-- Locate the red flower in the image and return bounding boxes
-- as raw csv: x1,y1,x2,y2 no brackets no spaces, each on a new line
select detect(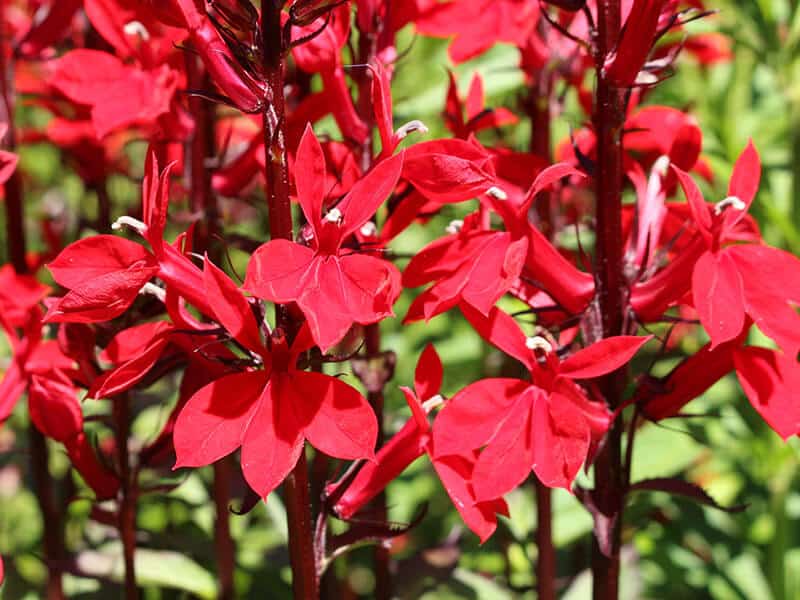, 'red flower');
174,258,378,498
331,344,508,542
244,125,403,352
434,305,649,497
